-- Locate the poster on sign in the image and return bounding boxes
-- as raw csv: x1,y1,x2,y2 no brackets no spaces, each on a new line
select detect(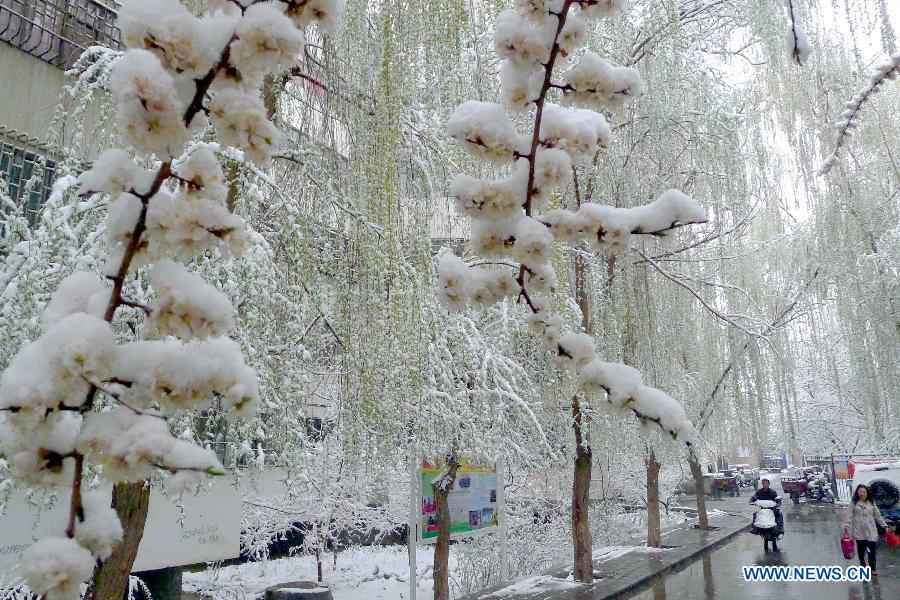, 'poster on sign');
418,460,501,542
